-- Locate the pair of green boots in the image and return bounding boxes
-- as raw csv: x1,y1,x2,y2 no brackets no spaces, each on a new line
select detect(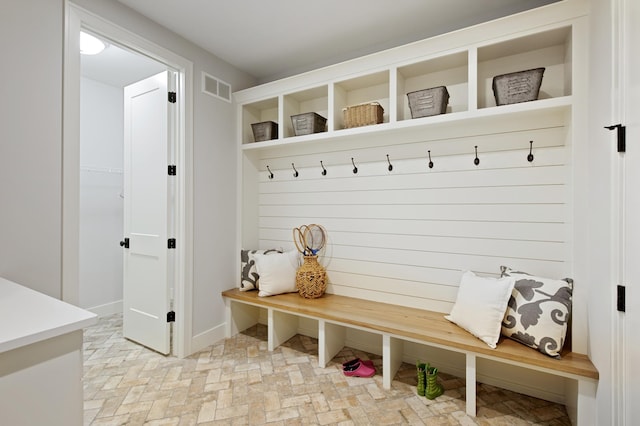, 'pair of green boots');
416,361,443,399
